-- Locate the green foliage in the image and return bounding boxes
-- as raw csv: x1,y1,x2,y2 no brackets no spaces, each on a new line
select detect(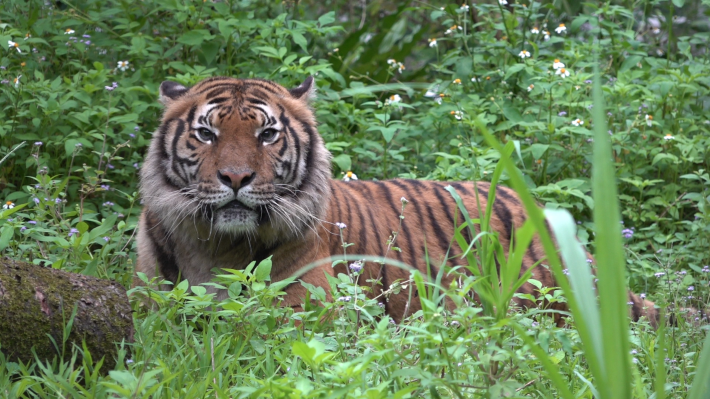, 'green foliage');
0,0,709,397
